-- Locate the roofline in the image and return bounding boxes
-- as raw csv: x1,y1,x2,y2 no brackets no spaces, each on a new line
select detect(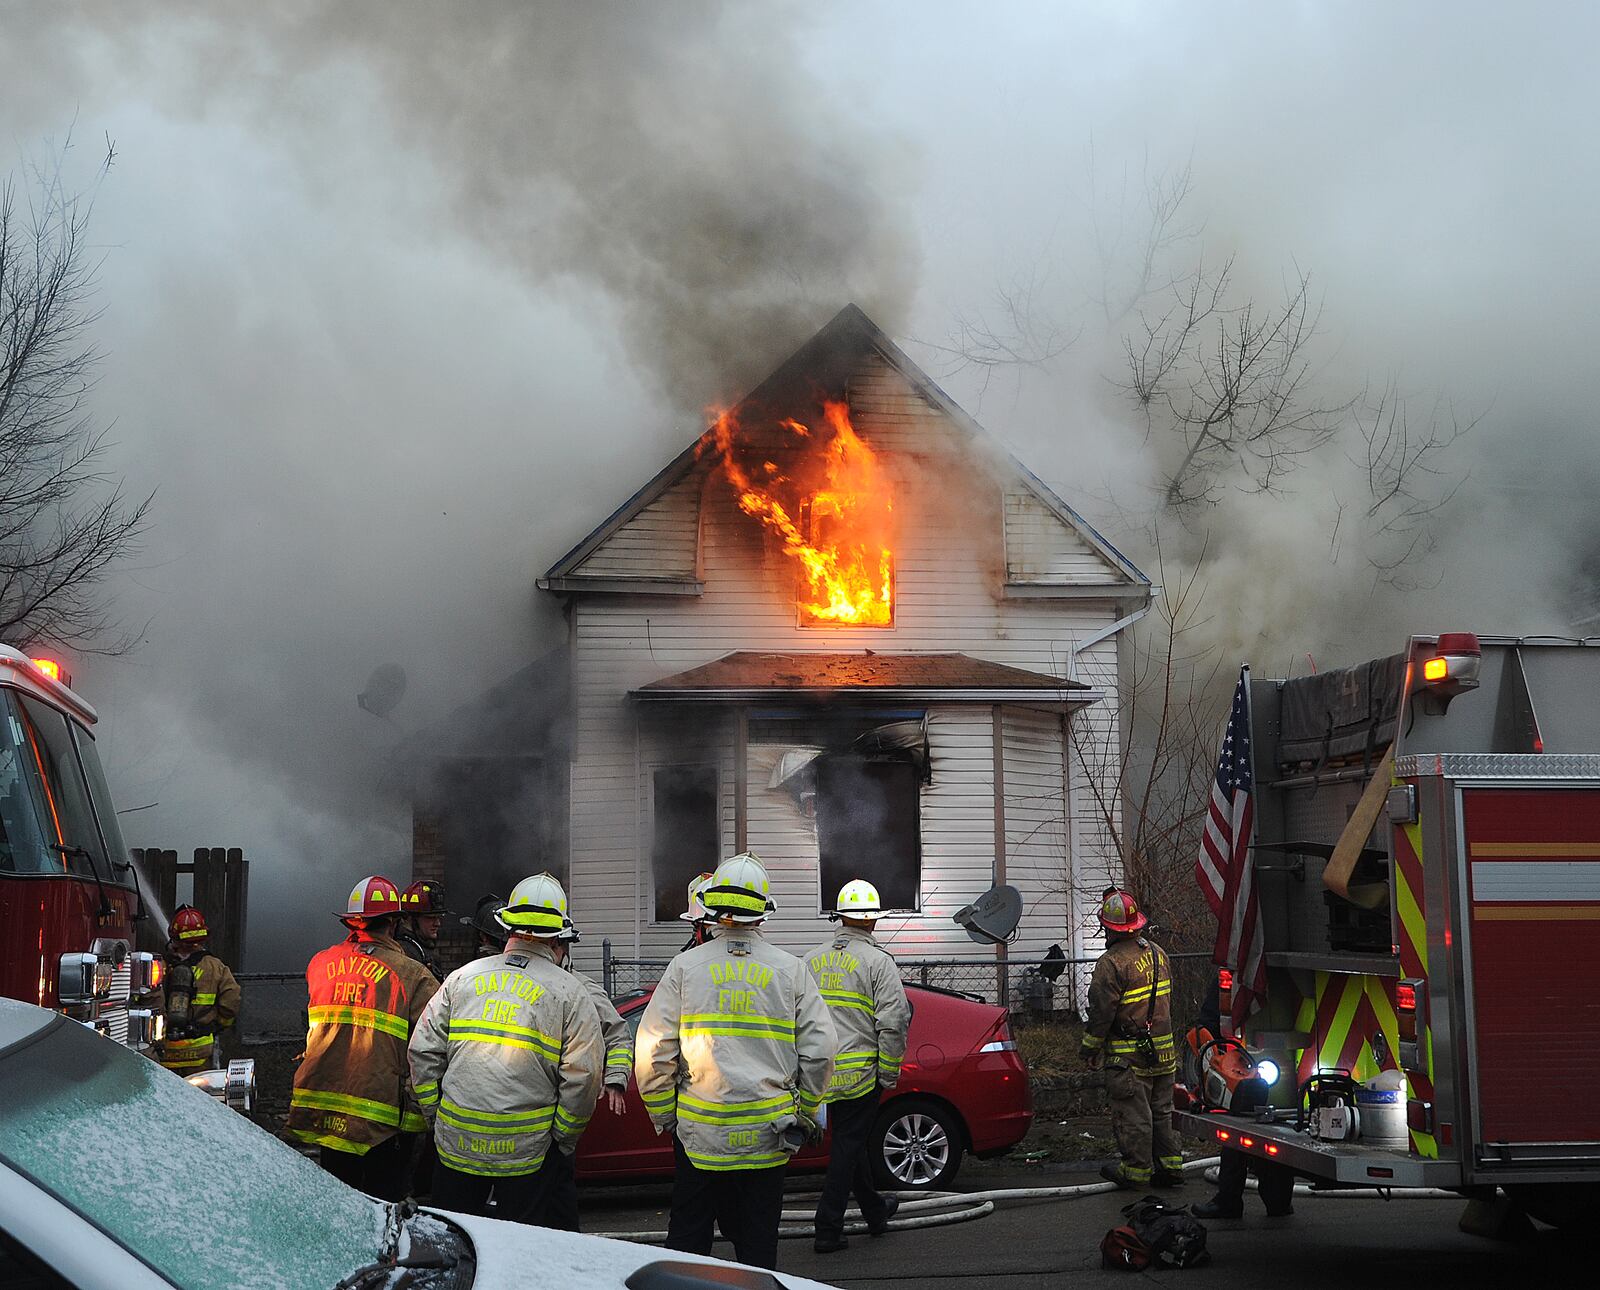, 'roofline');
541,303,1151,590
536,576,703,596
631,686,1103,706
